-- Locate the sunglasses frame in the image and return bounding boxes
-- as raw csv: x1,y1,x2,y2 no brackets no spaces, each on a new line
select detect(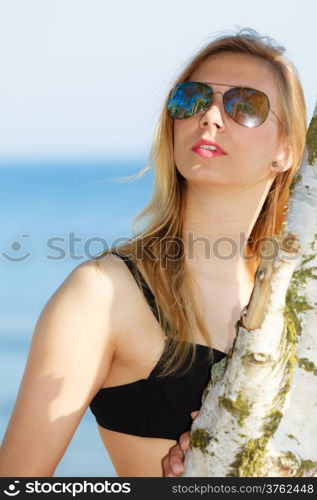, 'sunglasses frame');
167,81,282,128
